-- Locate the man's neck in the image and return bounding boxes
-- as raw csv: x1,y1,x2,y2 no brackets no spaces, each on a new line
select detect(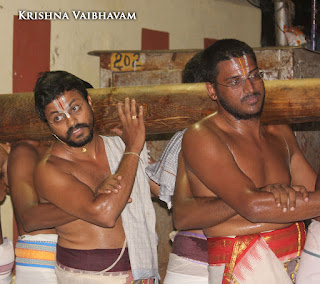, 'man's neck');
218,110,263,138
53,134,100,160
